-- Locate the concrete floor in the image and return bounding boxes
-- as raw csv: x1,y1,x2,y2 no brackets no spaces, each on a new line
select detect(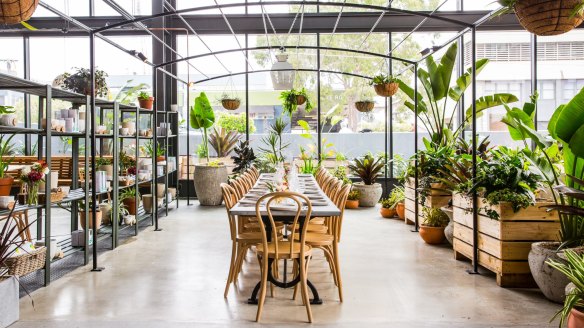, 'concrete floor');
16,201,560,327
